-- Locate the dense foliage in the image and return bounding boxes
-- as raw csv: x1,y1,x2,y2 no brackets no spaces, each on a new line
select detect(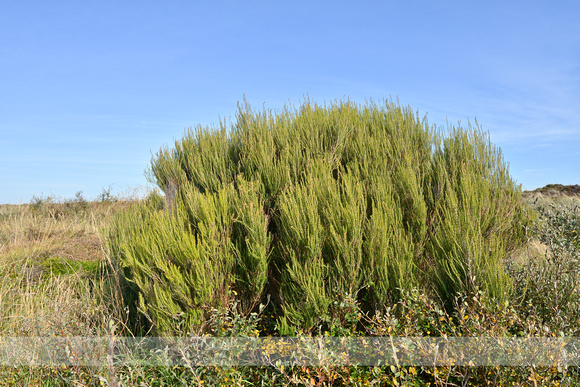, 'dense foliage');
108,99,529,336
